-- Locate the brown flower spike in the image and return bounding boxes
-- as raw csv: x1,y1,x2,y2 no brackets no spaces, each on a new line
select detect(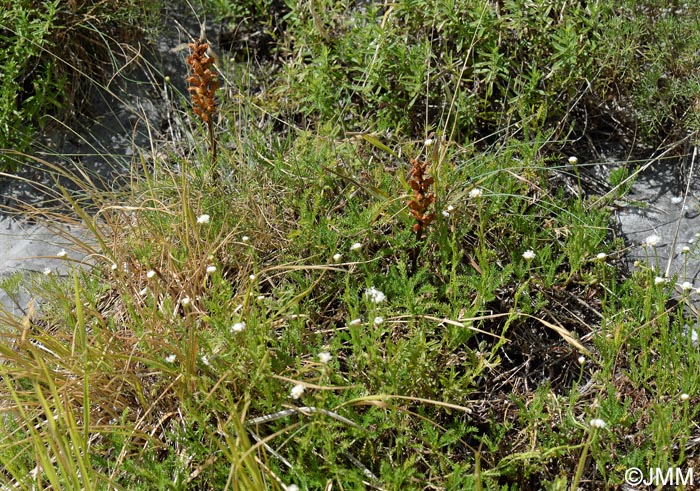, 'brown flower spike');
407,158,436,236
186,37,219,162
